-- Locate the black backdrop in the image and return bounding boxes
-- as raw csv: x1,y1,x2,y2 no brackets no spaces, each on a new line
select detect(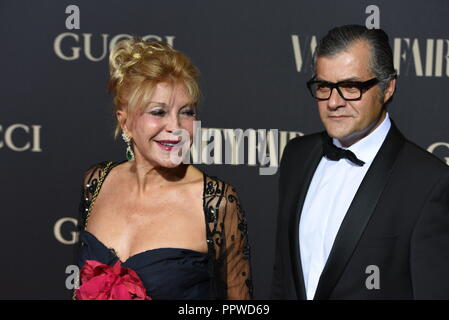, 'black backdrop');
1,0,448,299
